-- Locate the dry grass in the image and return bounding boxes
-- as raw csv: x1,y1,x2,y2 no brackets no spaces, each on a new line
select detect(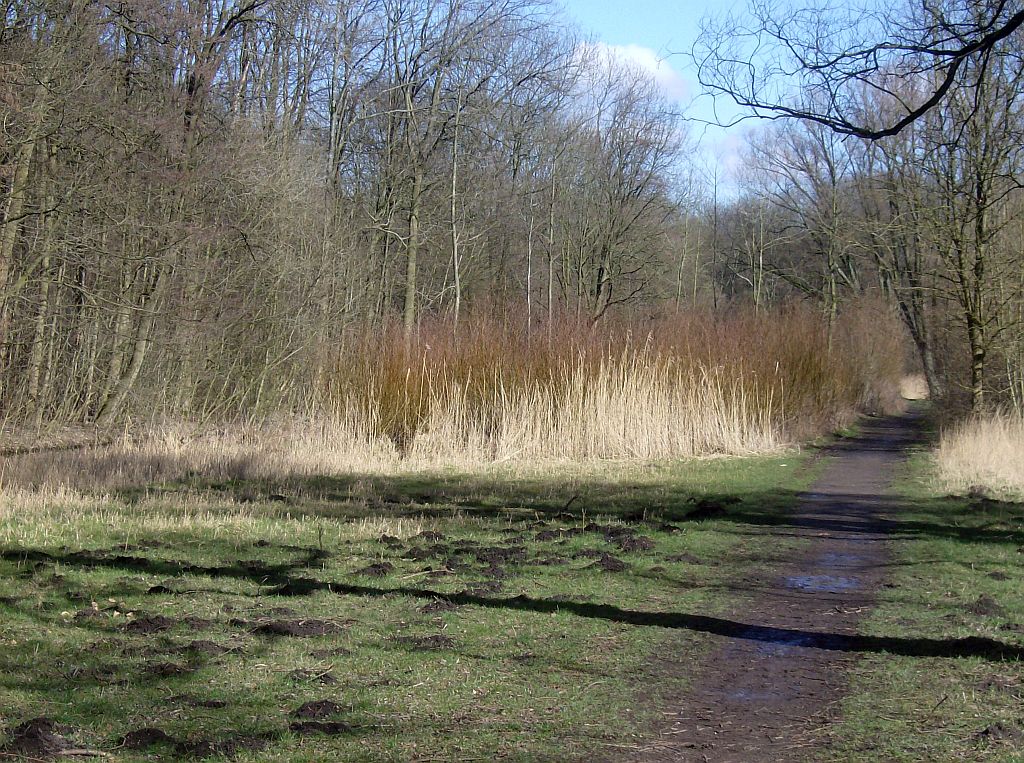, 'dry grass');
935,412,1024,497
0,304,905,497
0,417,398,495
323,304,904,456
